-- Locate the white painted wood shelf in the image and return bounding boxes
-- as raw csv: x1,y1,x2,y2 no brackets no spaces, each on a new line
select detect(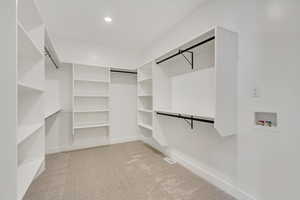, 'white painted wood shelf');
72,64,110,137
74,109,109,113
18,82,44,93
138,123,153,131
138,109,153,113
74,123,110,129
137,62,154,141
45,108,61,119
17,158,43,200
74,79,110,83
17,0,46,199
17,123,43,145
